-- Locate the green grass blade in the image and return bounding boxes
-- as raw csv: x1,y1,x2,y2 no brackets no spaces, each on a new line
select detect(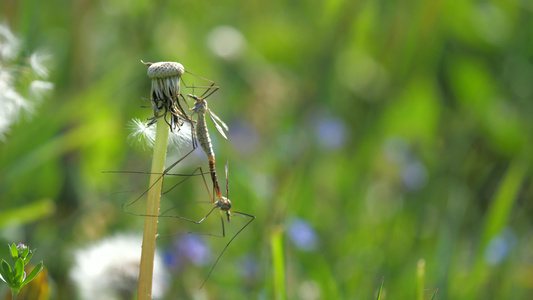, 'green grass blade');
14,258,24,284
469,159,527,297
417,259,425,300
1,259,15,285
21,262,43,288
376,276,384,300
430,288,438,300
271,226,286,300
21,246,29,260
0,199,56,230
9,244,18,259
